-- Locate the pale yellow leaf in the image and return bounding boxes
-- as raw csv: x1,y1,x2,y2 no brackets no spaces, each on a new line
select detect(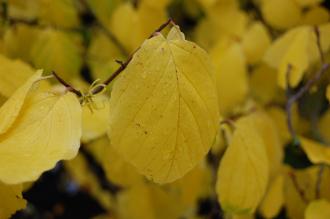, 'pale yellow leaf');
108,26,219,183
216,115,269,214
0,88,81,184
0,71,42,135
